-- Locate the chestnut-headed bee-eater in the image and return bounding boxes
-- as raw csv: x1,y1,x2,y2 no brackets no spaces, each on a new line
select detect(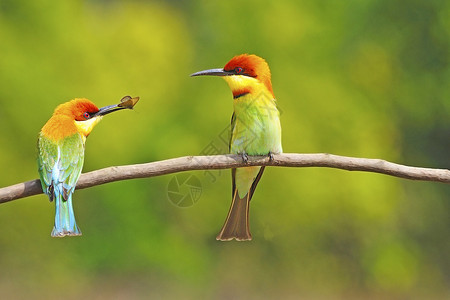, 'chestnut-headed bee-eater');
37,97,138,237
191,54,282,241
